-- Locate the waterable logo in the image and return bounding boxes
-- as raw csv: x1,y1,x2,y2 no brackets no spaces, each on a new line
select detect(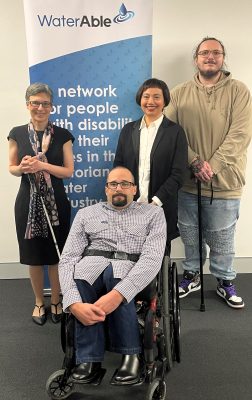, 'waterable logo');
37,3,135,29
113,3,135,23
